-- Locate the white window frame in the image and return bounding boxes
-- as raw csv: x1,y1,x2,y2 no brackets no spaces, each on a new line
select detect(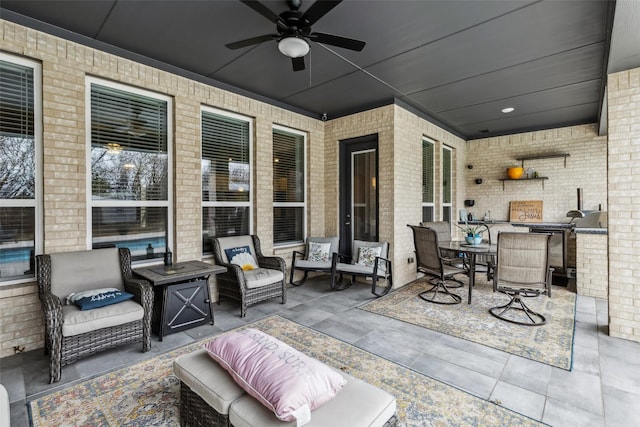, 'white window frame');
272,124,307,247
422,137,435,222
85,77,173,262
200,106,253,254
442,144,453,223
0,53,43,286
